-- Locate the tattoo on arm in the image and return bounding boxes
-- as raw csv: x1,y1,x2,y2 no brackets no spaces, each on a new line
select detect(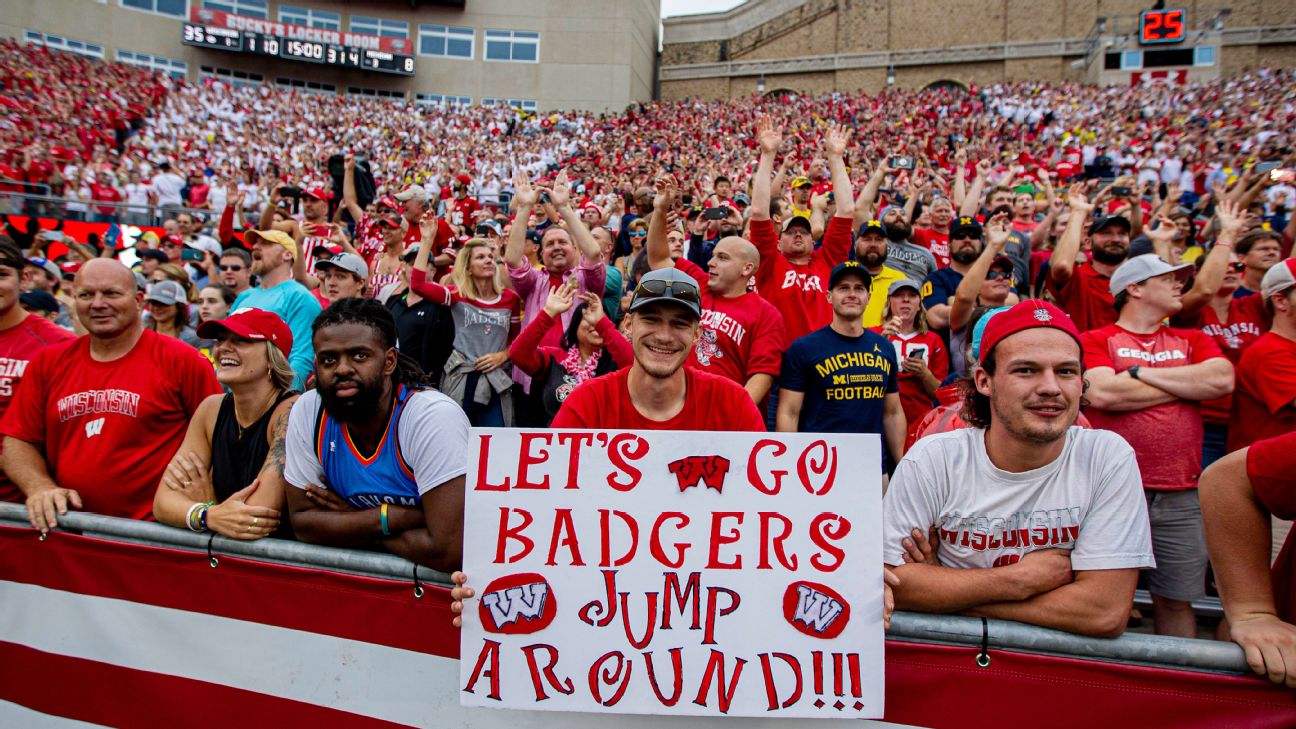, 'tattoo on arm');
266,412,289,477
